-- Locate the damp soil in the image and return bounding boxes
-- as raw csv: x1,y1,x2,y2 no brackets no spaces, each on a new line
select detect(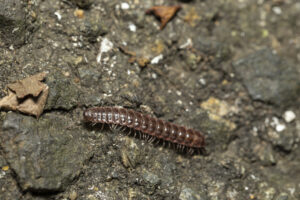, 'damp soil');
0,0,299,200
